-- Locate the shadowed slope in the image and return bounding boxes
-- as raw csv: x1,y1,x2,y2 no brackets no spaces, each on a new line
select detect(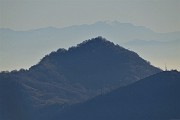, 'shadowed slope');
58,70,180,120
